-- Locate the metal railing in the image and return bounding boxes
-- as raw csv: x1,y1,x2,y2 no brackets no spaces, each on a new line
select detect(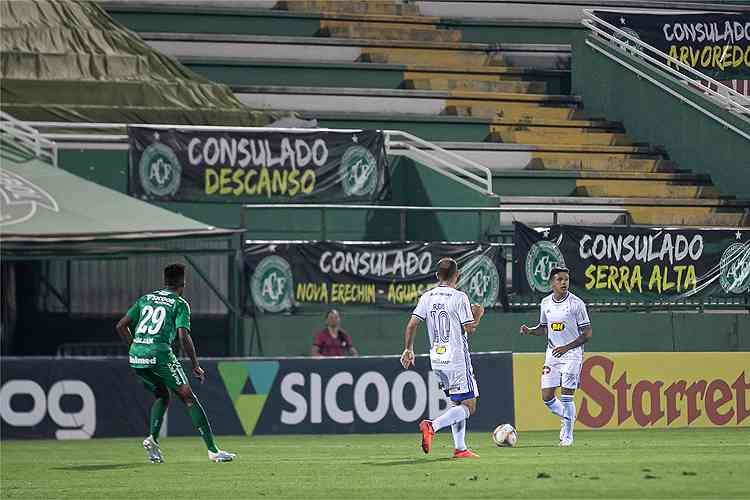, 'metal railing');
25,121,496,196
241,204,630,242
582,10,750,128
385,130,494,195
0,111,58,166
